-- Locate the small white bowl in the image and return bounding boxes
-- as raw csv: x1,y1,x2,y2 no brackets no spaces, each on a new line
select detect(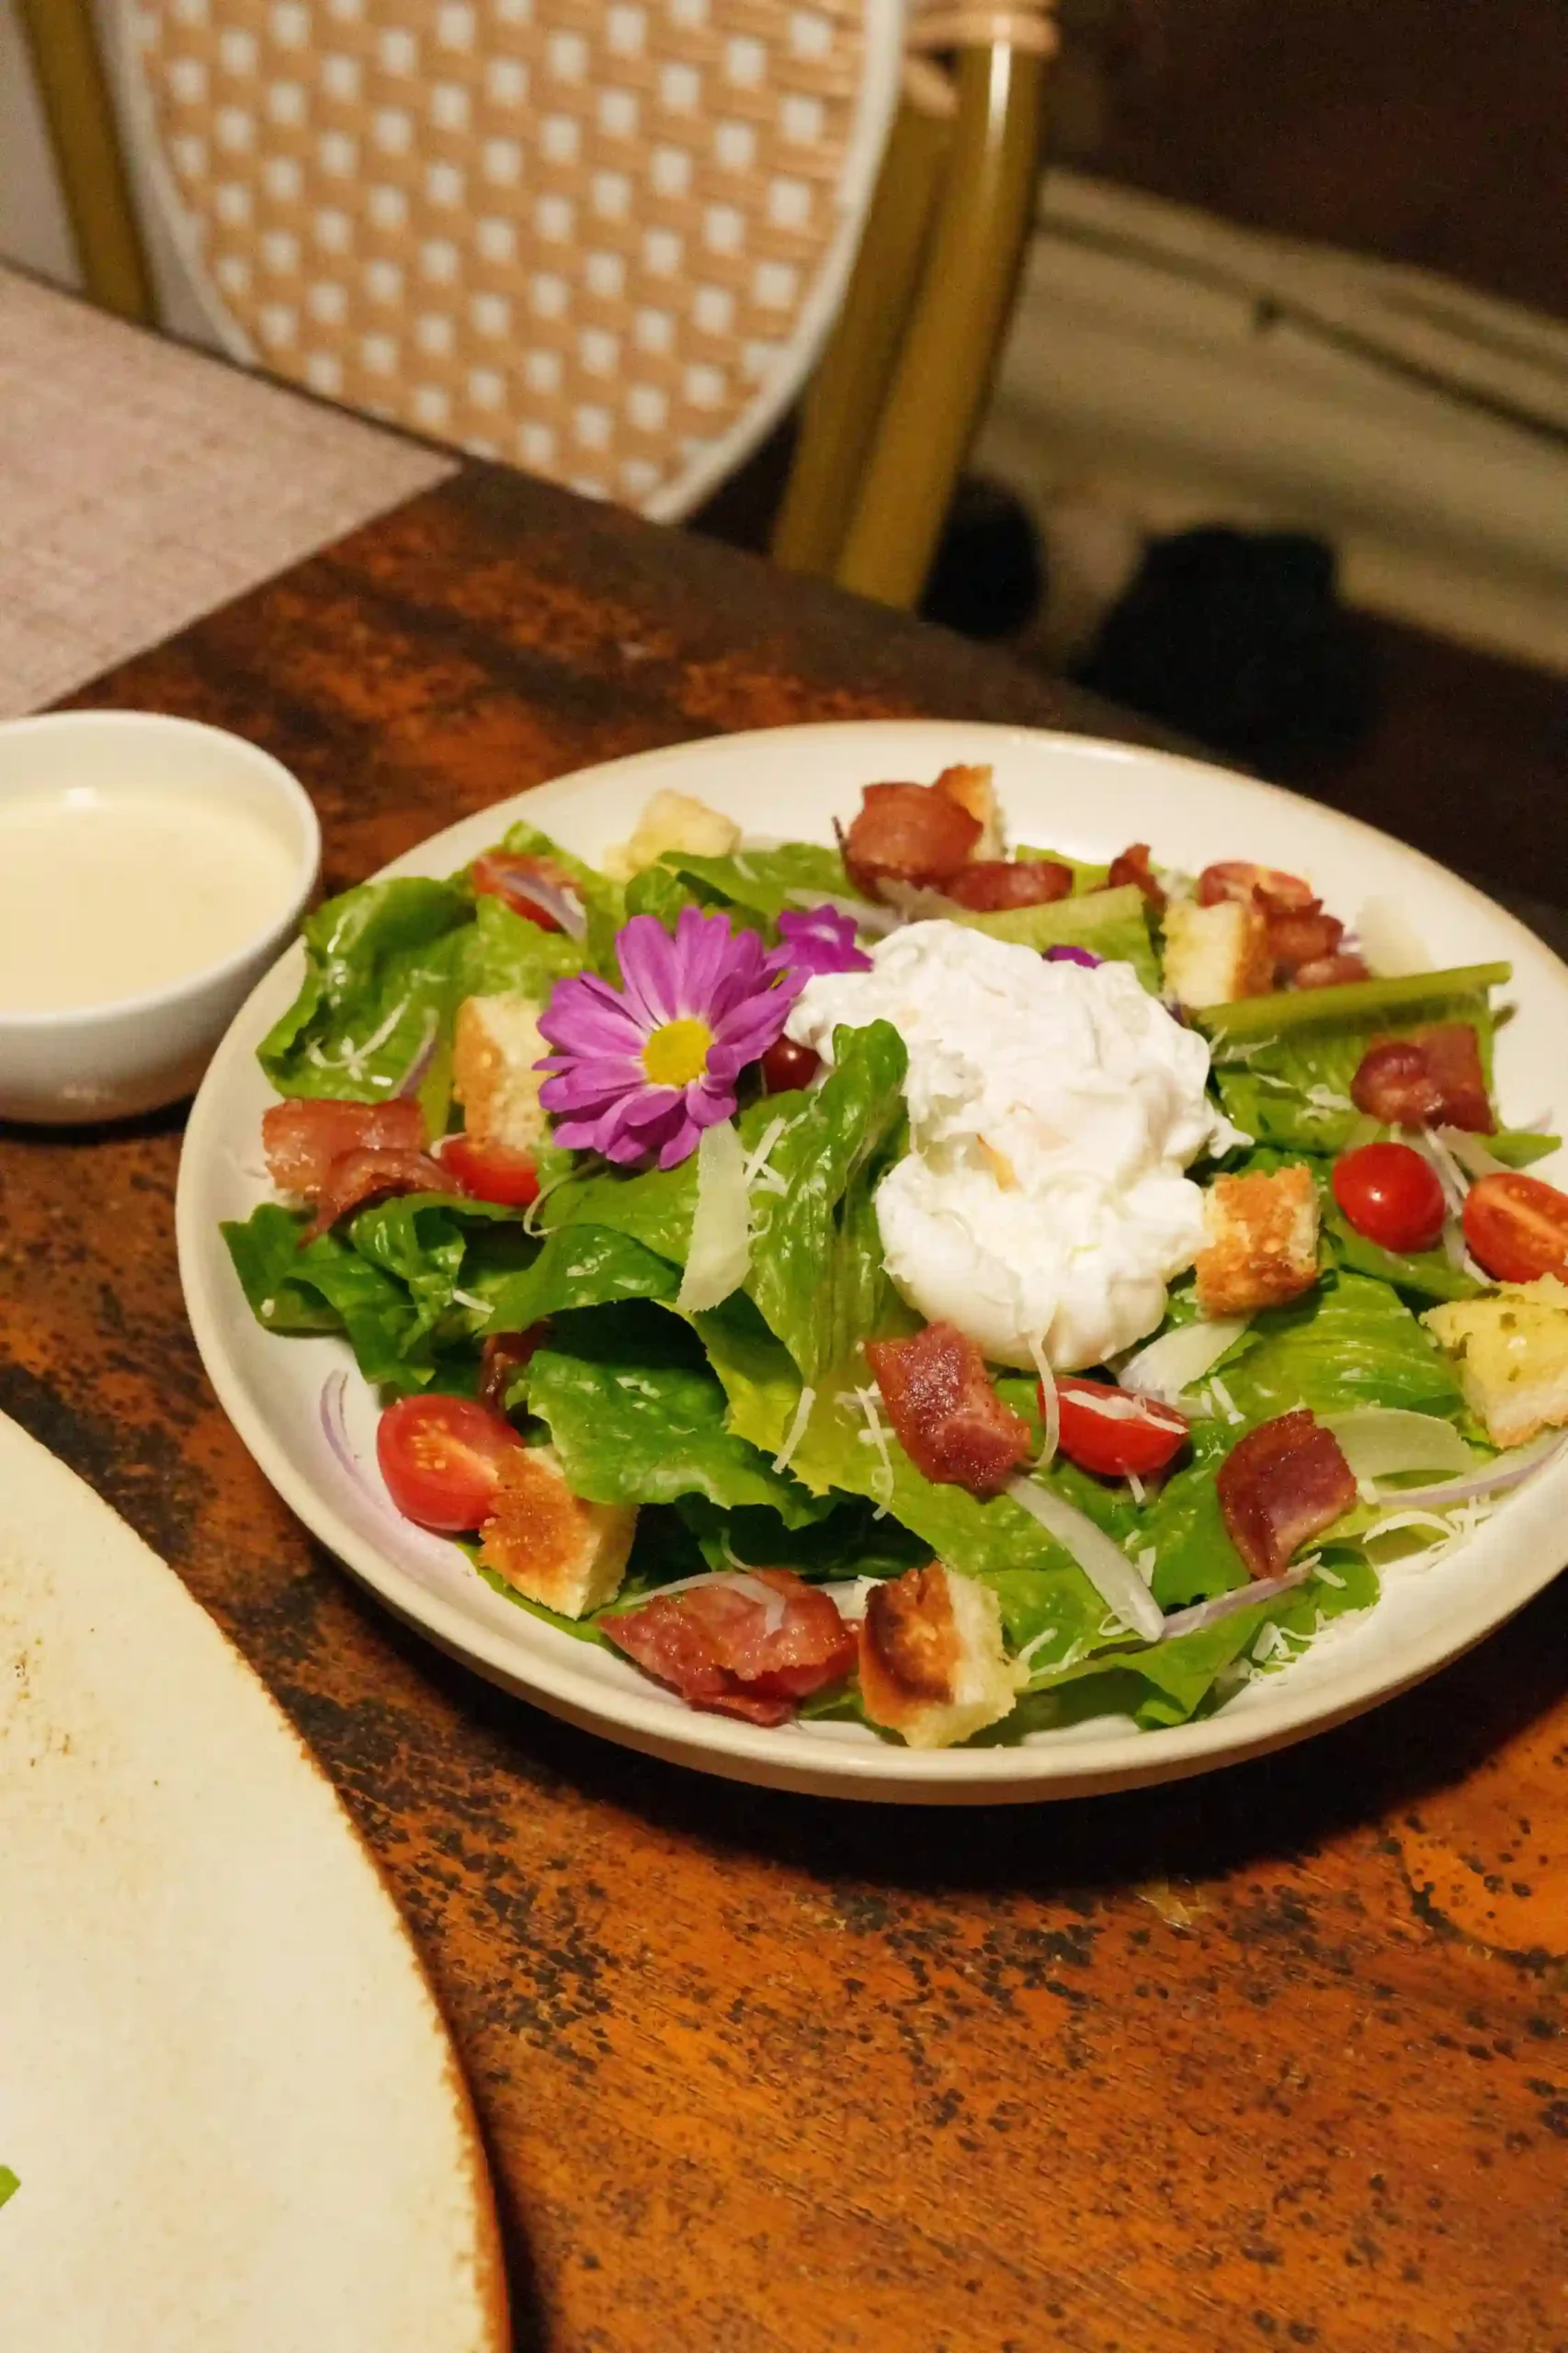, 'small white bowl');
0,710,319,1124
